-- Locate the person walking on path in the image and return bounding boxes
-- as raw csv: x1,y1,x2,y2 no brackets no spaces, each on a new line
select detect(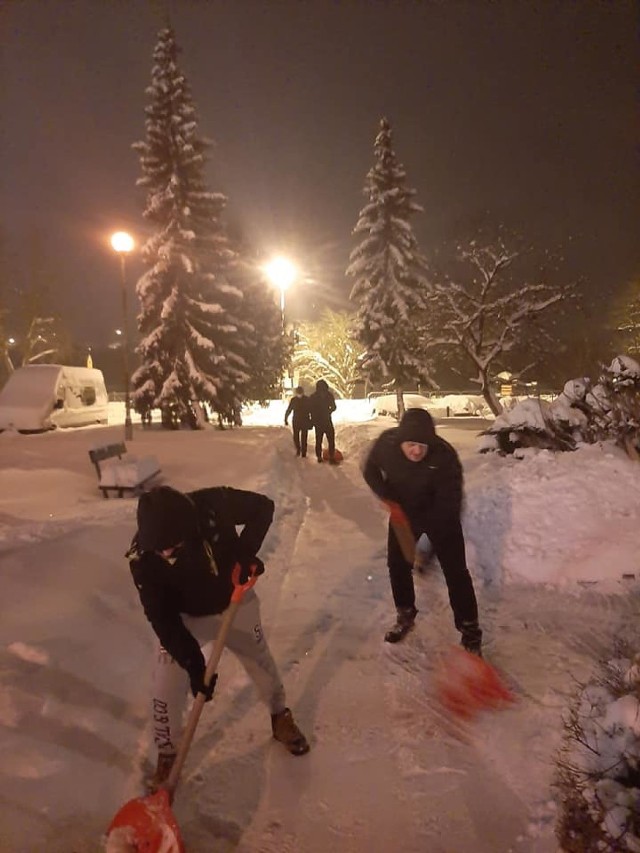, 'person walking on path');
284,386,312,458
362,408,483,652
308,379,337,464
128,484,310,792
